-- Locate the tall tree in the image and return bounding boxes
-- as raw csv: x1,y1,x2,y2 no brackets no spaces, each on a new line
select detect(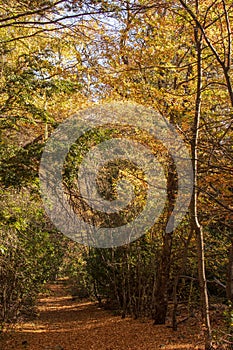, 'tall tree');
191,3,212,348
